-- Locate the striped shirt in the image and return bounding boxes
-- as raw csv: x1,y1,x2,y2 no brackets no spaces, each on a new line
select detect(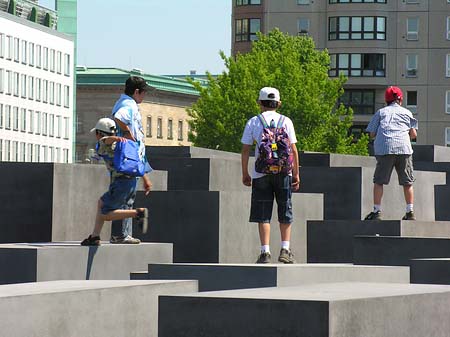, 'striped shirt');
366,103,418,155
